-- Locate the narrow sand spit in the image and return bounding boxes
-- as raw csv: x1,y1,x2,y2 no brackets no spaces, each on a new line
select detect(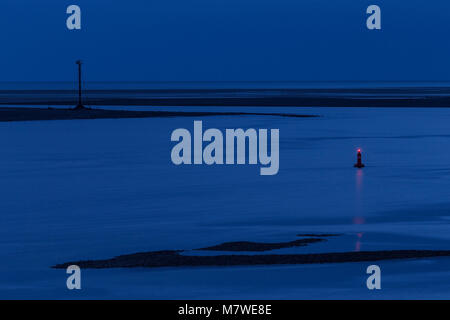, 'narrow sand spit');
53,235,450,269
0,107,317,122
52,249,450,269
